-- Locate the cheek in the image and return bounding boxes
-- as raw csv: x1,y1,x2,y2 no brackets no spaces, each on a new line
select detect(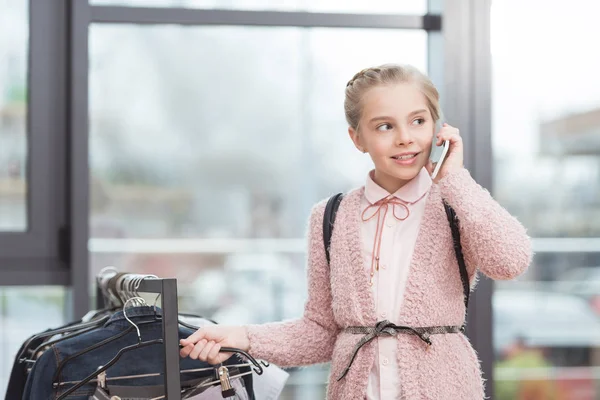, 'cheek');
420,134,434,154
367,135,394,157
